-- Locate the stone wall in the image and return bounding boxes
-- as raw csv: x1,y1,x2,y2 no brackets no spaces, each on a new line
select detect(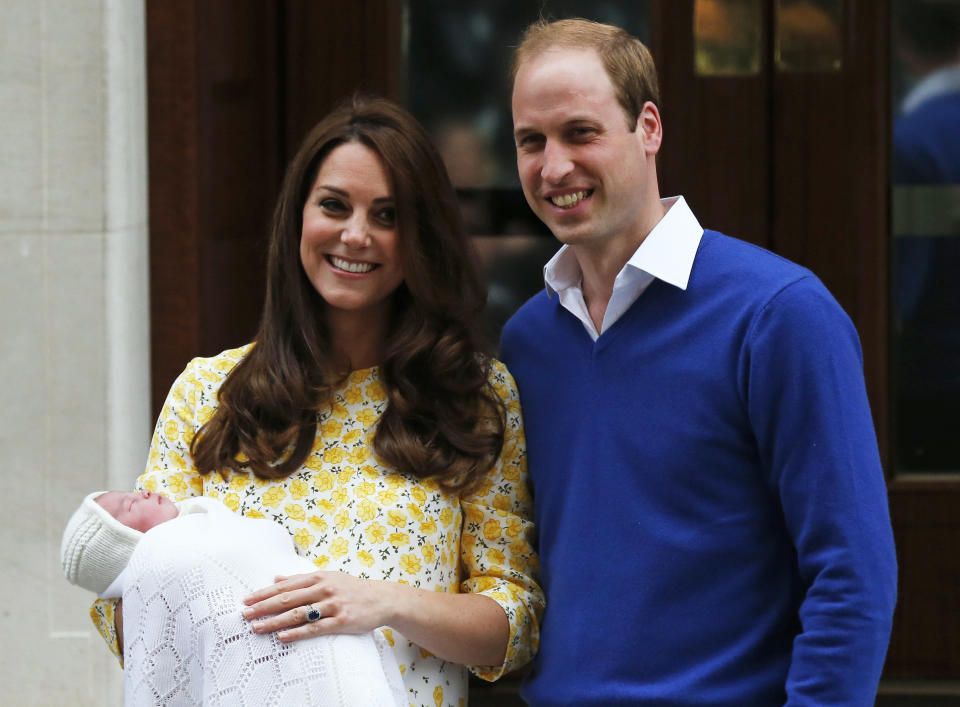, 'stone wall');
0,0,149,703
